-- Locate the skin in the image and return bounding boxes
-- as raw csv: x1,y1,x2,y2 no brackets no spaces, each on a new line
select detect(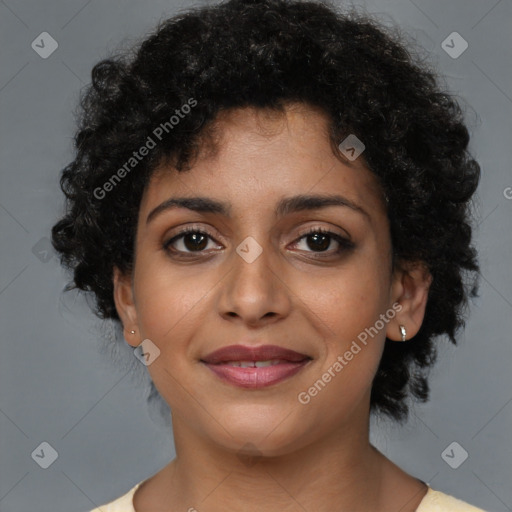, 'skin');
114,103,432,512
